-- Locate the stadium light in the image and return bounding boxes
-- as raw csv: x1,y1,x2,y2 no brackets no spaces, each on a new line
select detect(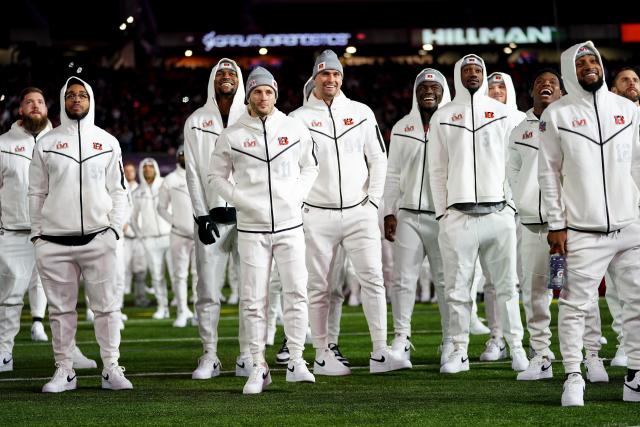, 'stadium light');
119,23,127,31
182,97,189,103
346,46,357,54
126,16,134,24
422,43,434,51
503,47,512,54
185,50,193,57
0,95,4,102
259,48,268,55
509,42,517,49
